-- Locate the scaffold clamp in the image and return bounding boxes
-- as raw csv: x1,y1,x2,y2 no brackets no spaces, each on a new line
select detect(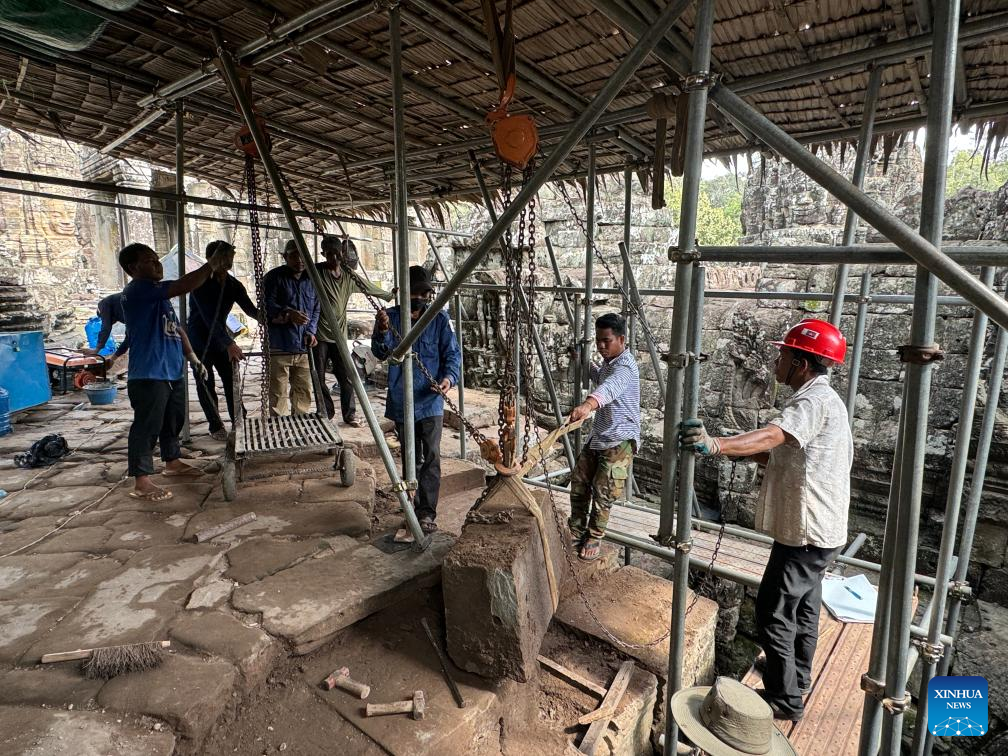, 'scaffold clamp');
948,579,971,599
392,479,417,493
860,673,885,699
897,343,945,364
681,71,720,92
673,539,694,555
912,638,945,663
668,246,701,263
882,693,911,715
